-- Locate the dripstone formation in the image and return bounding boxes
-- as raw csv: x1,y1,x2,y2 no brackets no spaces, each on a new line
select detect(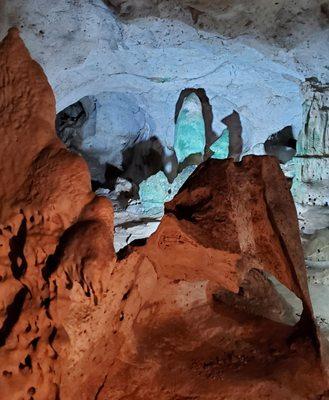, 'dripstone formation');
292,79,329,207
0,29,328,400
